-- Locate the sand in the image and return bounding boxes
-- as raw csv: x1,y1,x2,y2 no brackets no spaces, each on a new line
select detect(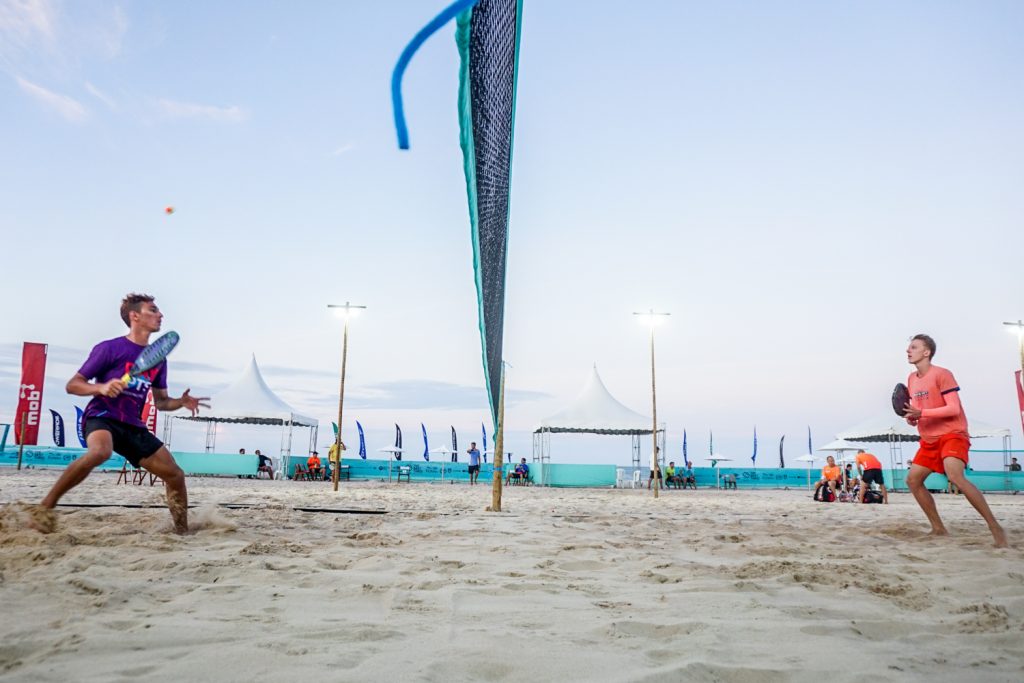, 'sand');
1,469,1022,683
